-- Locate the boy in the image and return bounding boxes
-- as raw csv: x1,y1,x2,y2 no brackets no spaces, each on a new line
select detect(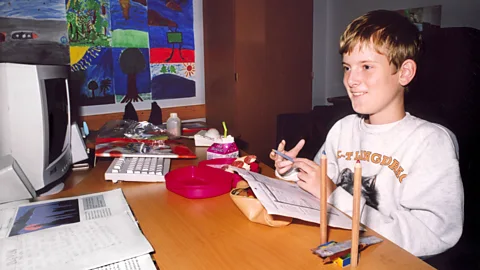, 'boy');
271,10,463,257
